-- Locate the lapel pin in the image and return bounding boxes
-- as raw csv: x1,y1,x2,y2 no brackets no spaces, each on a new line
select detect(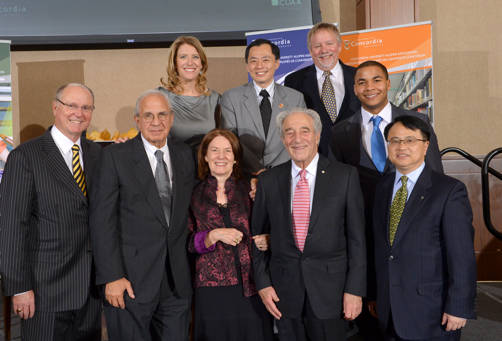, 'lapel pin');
279,103,284,109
